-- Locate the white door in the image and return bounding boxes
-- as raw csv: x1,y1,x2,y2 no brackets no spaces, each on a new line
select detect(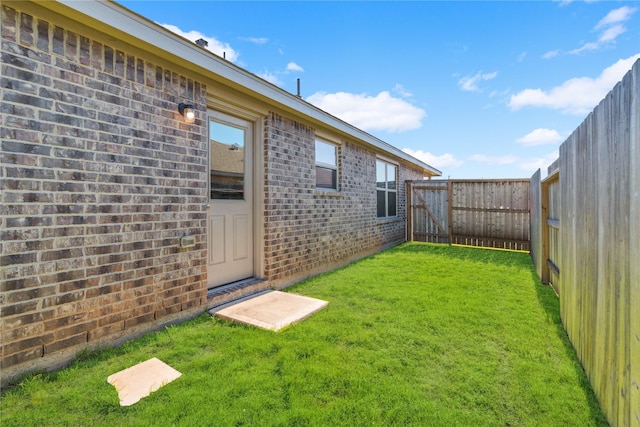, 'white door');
207,111,254,288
